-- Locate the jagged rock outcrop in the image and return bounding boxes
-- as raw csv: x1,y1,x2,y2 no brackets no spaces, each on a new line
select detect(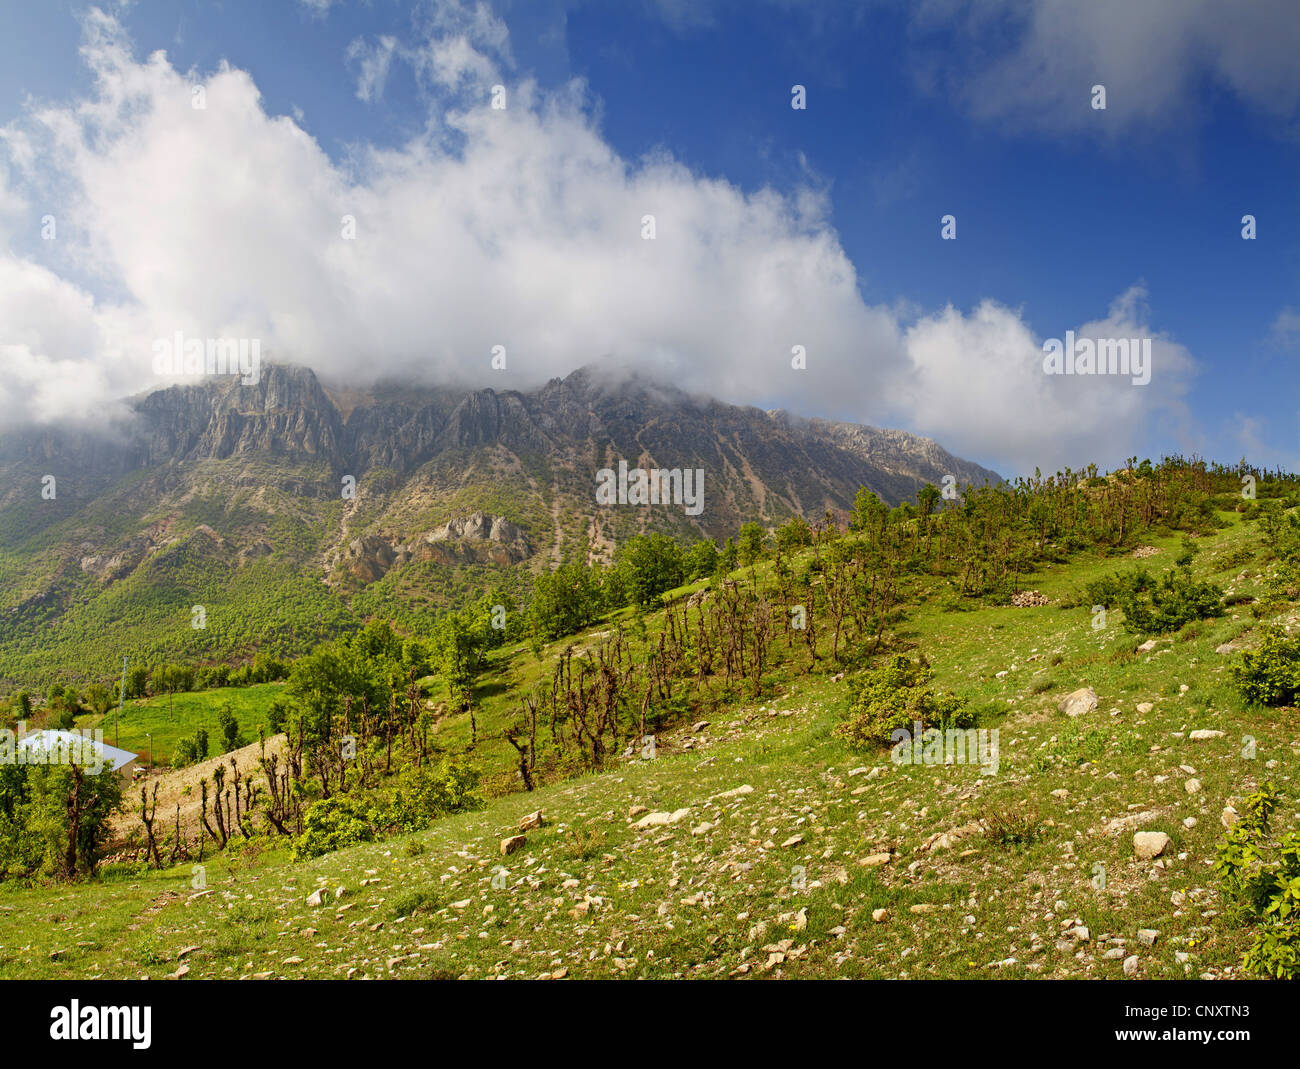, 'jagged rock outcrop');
341,513,532,582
